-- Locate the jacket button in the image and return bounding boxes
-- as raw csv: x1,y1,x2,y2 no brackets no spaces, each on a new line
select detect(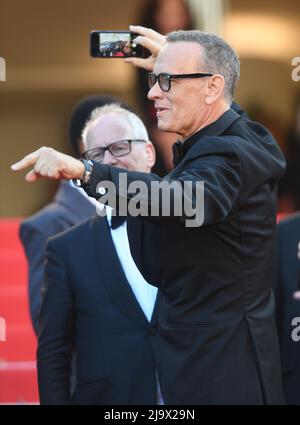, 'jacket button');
149,326,157,336
97,187,107,195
